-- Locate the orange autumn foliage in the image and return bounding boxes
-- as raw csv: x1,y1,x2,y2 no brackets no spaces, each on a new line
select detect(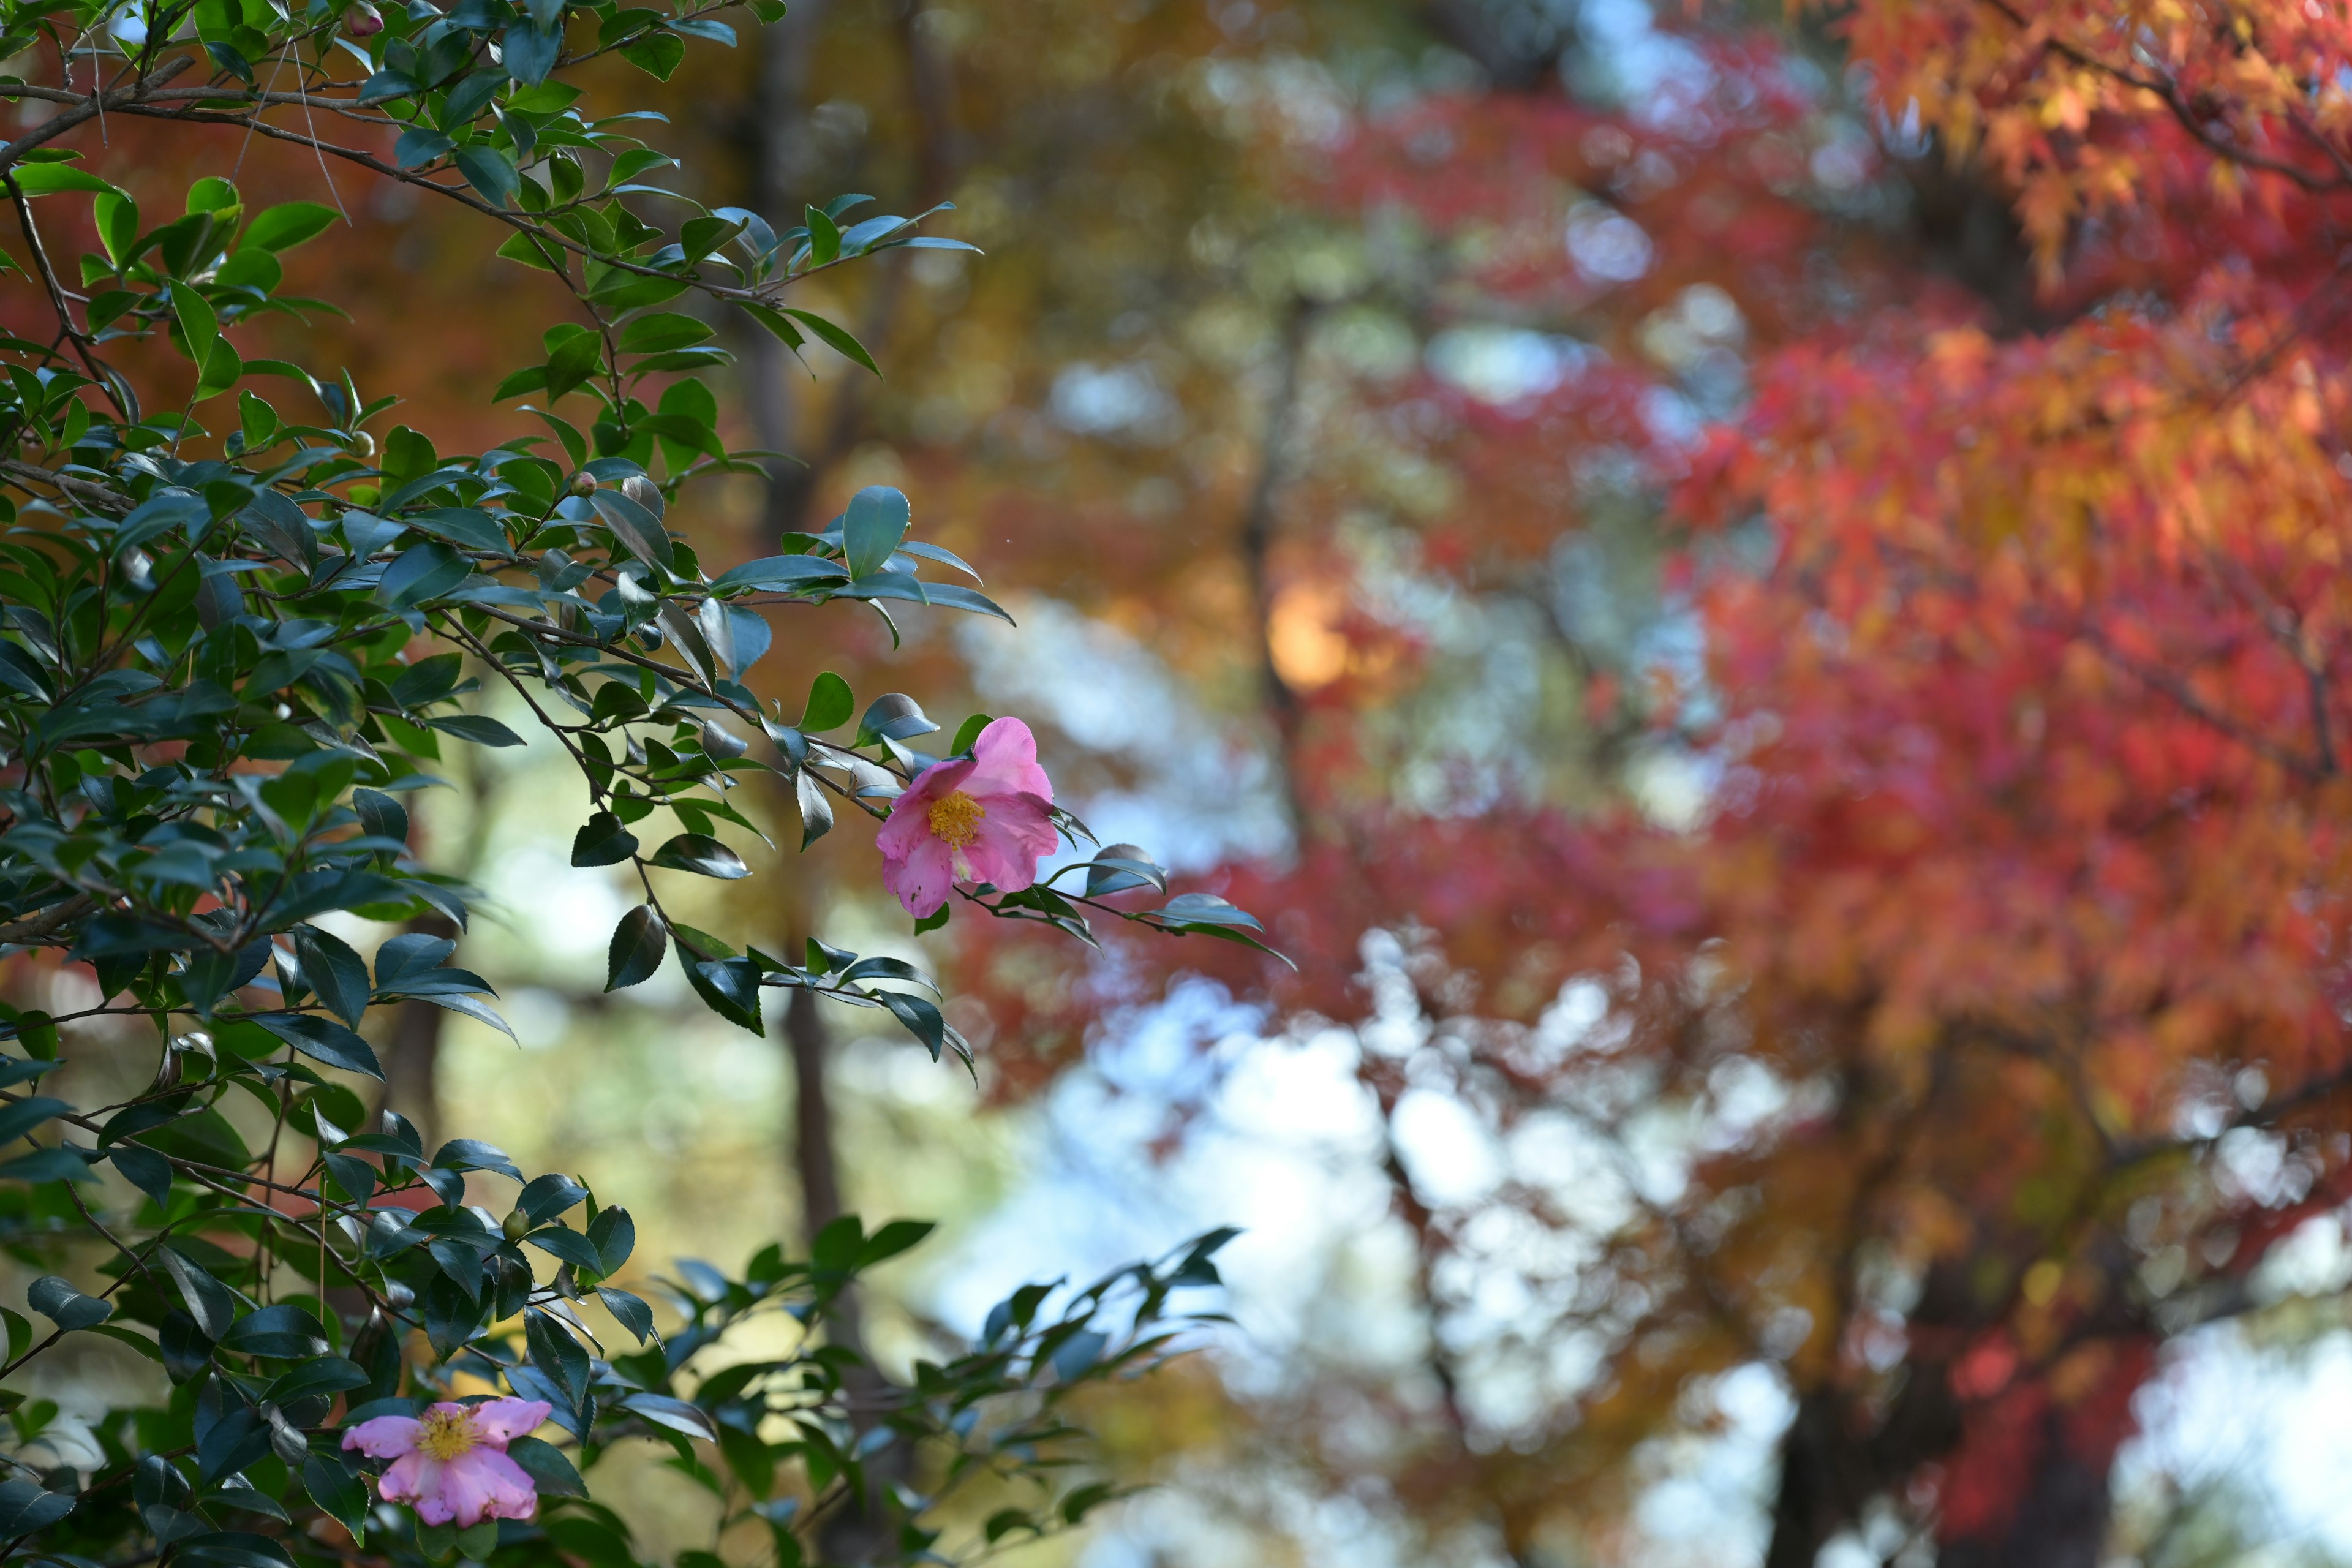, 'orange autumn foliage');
941,2,2352,1562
